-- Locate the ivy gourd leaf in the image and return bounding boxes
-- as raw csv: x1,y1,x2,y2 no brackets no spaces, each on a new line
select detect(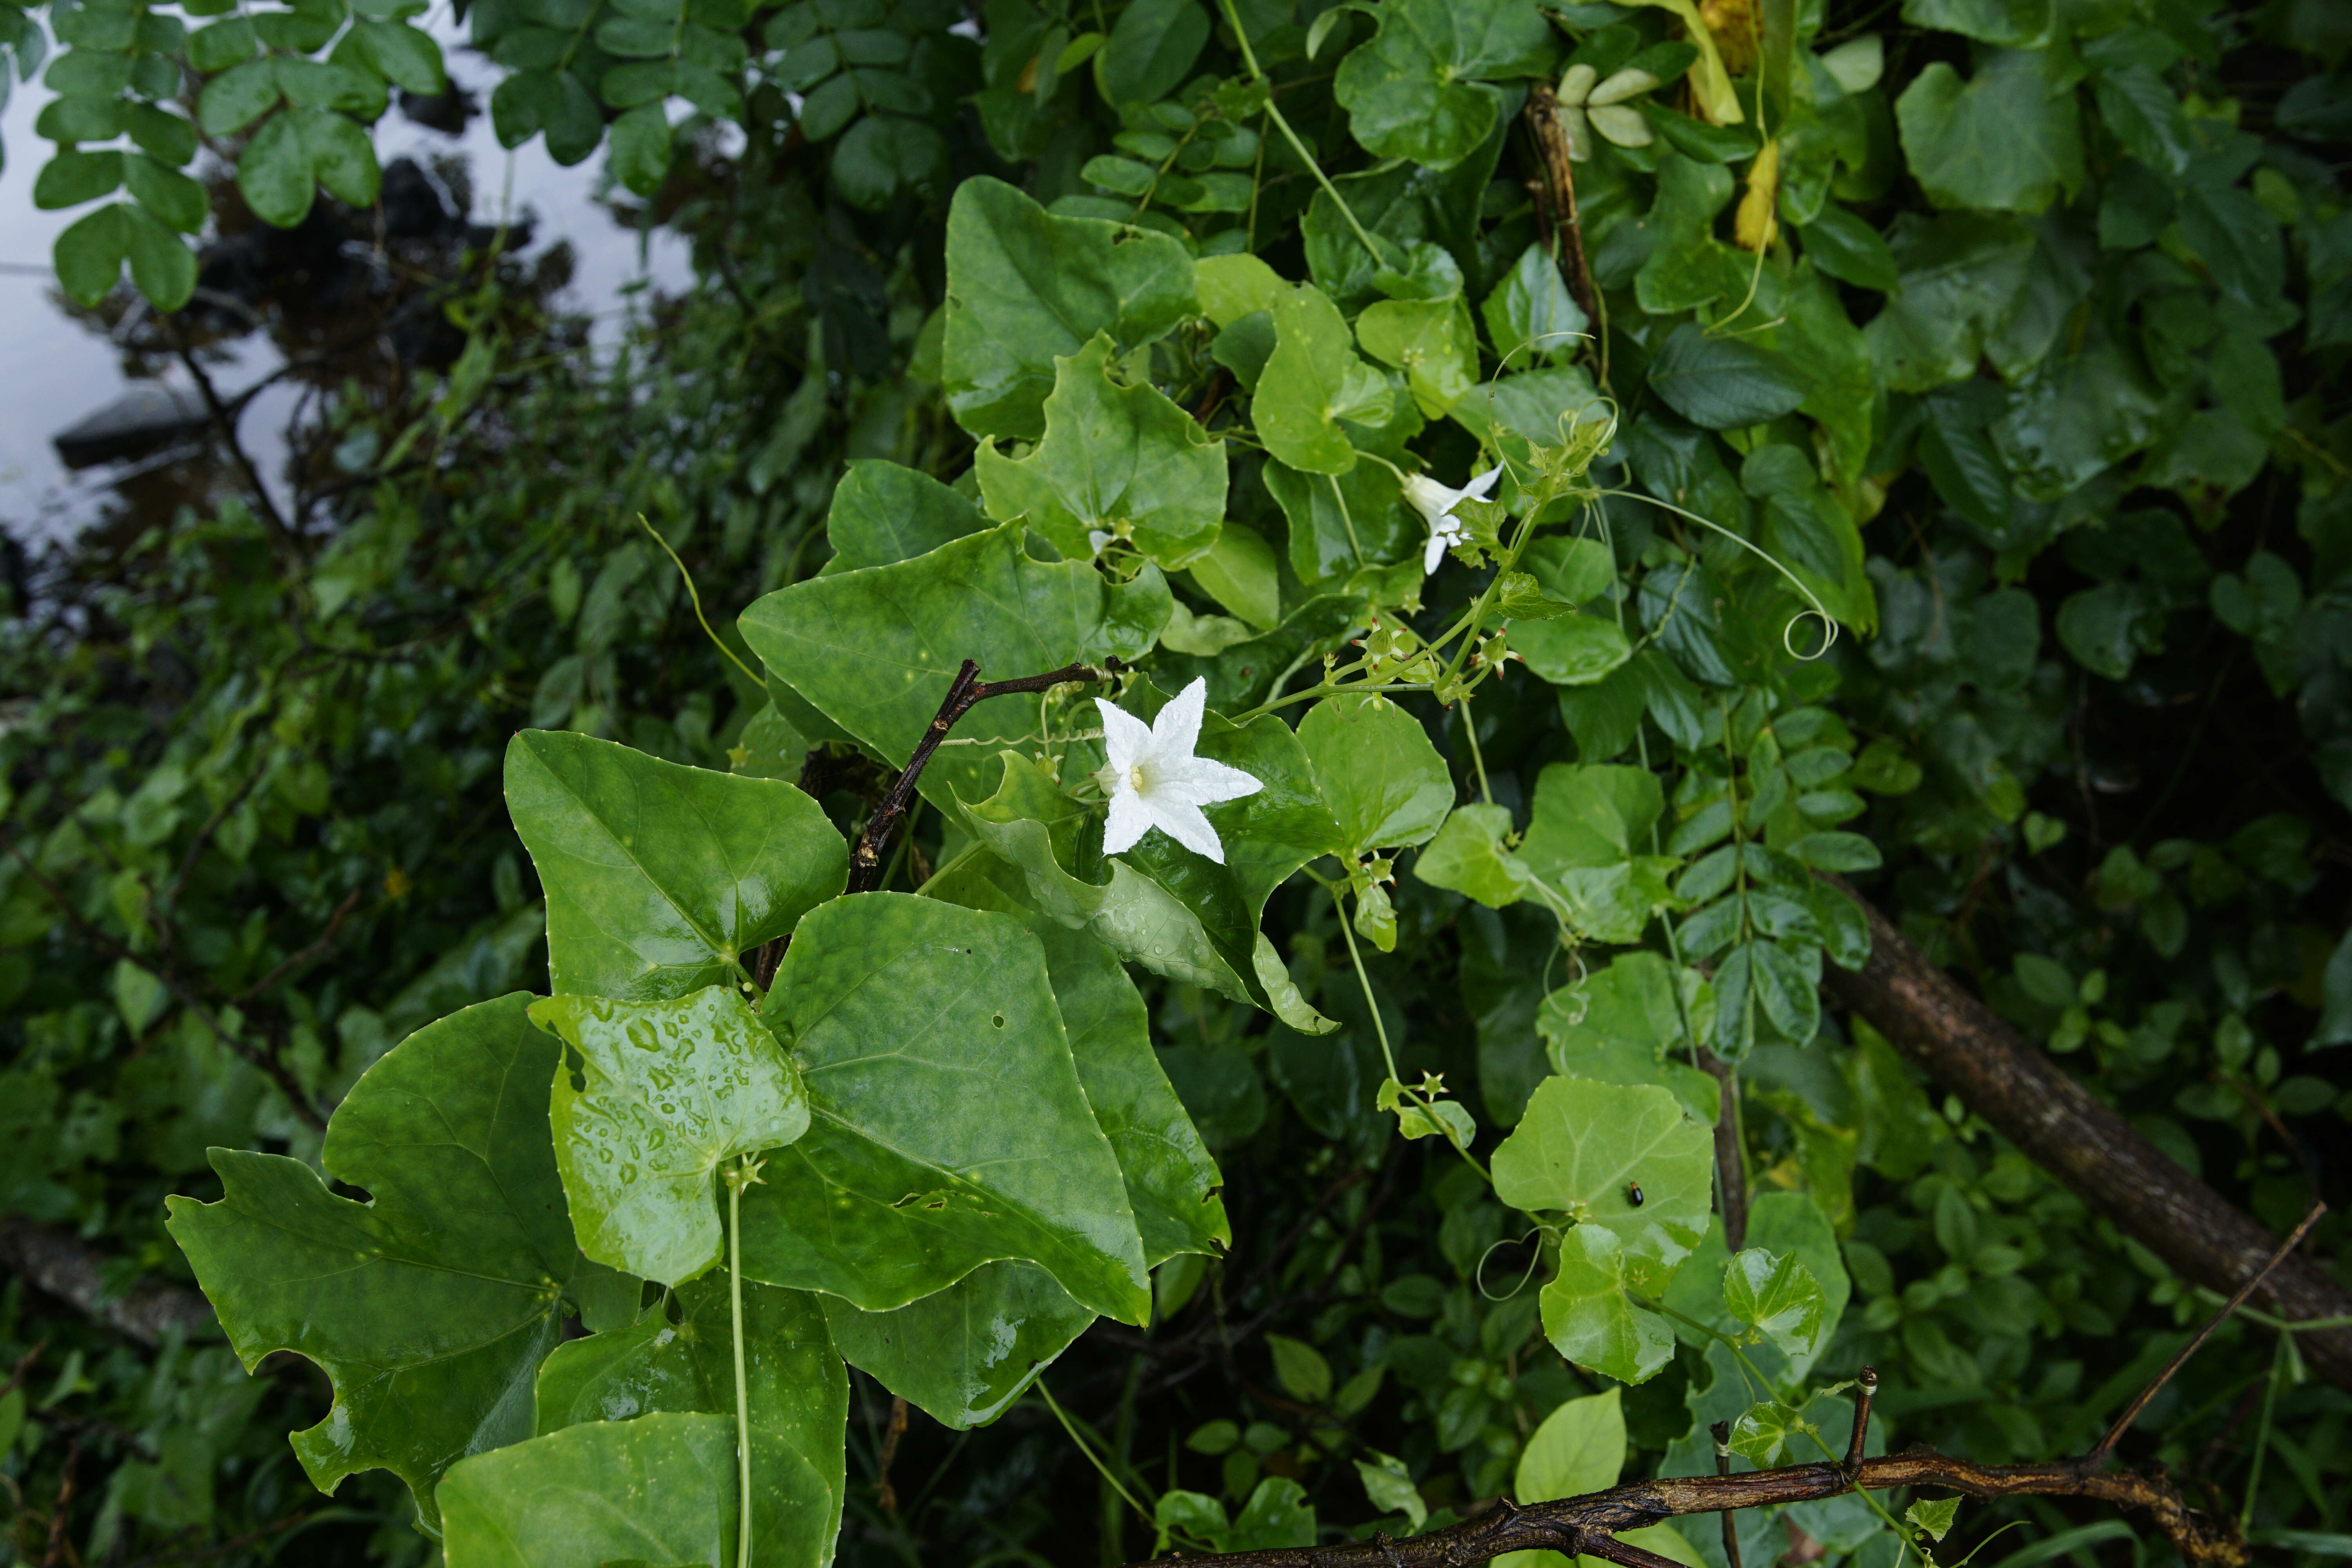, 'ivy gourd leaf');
1518,762,1665,875
1514,1387,1624,1506
959,753,1259,1005
437,1412,736,1566
1895,48,2083,214
1491,1075,1713,1290
1902,0,2051,46
530,986,811,1286
505,731,848,1004
1660,1191,1851,1381
1538,1223,1677,1383
1537,953,1721,1126
1298,693,1454,857
1727,1399,1812,1466
741,893,1152,1325
975,333,1227,569
926,839,1229,1262
1722,1247,1829,1363
1411,803,1536,908
1862,214,2034,392
1646,322,1812,430
942,175,1198,440
532,1276,848,1564
1483,242,1590,368
165,995,586,1529
1253,284,1393,476
1332,0,1552,171
738,521,1170,814
1263,390,1425,584
1355,296,1481,419
822,1259,1095,1429
823,458,986,573
1512,617,1635,688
